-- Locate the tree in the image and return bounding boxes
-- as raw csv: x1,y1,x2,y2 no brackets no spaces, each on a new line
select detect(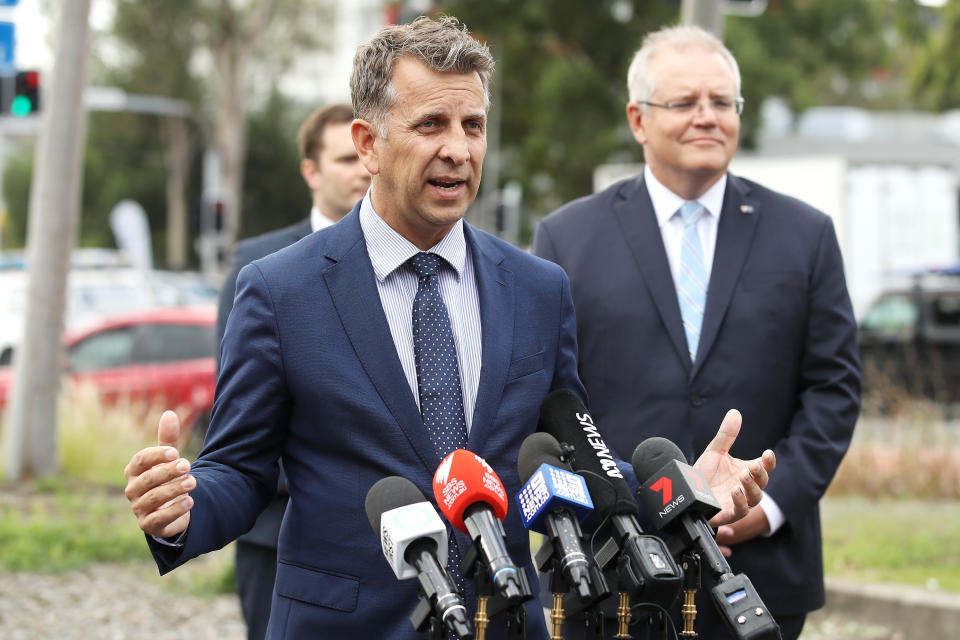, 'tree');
435,0,917,240
97,0,333,259
910,0,960,111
